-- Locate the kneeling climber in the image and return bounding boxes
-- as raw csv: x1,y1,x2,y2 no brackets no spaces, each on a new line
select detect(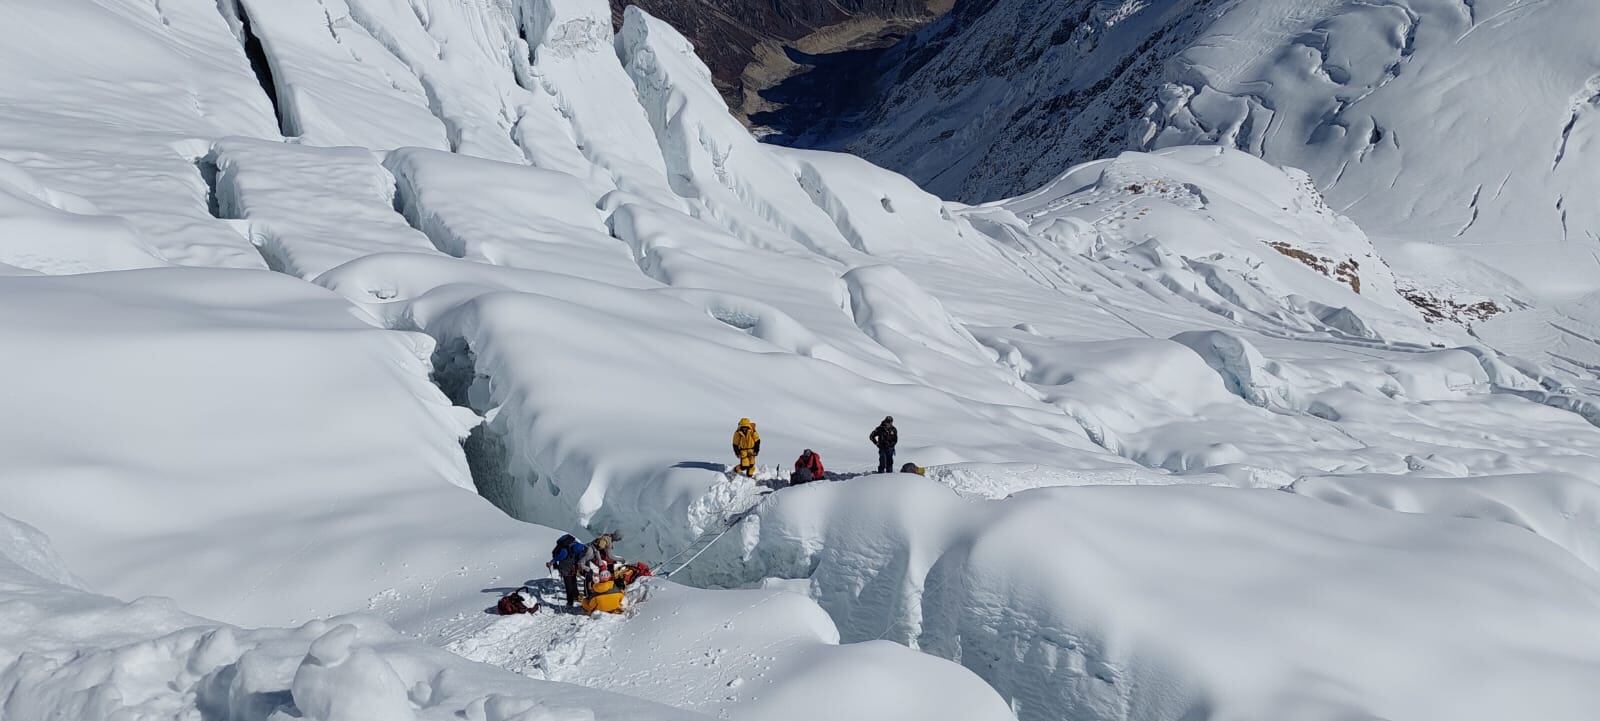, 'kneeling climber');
792,448,826,485
581,532,629,615
732,418,761,477
581,532,623,593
